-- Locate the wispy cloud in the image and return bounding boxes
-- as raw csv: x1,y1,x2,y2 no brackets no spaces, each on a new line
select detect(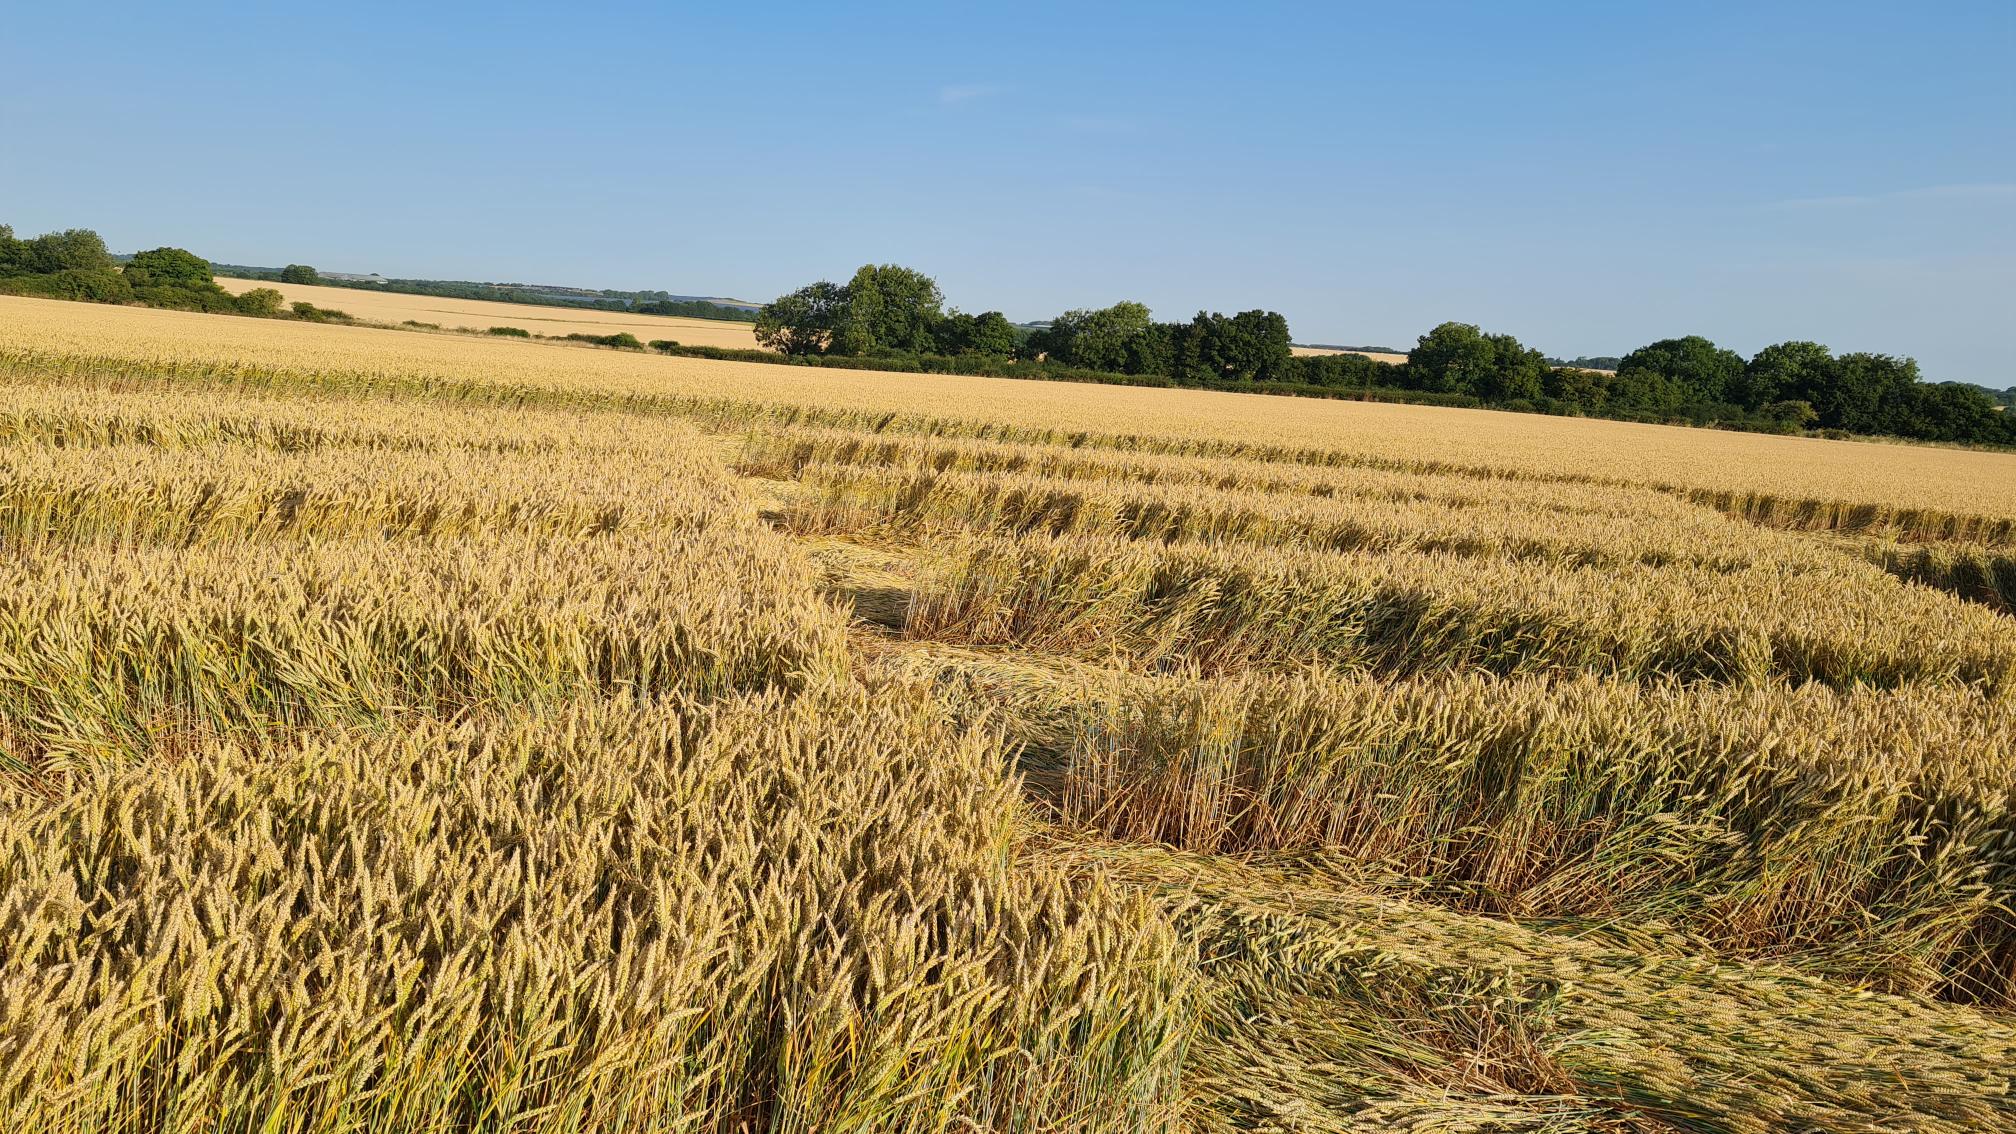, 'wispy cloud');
937,83,1005,106
1765,182,2016,210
